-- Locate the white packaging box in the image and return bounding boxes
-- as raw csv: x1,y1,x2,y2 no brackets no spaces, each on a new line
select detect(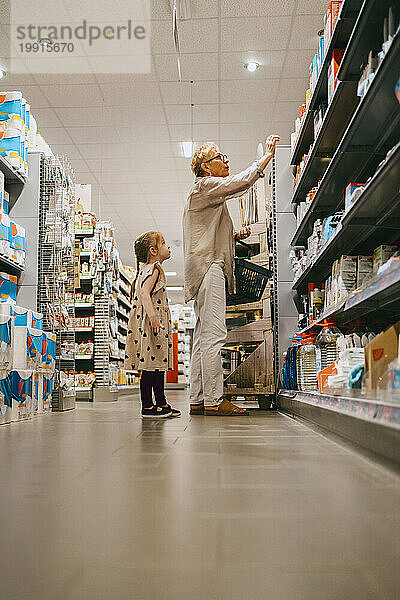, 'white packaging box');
0,370,13,425
357,255,373,288
372,245,397,272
